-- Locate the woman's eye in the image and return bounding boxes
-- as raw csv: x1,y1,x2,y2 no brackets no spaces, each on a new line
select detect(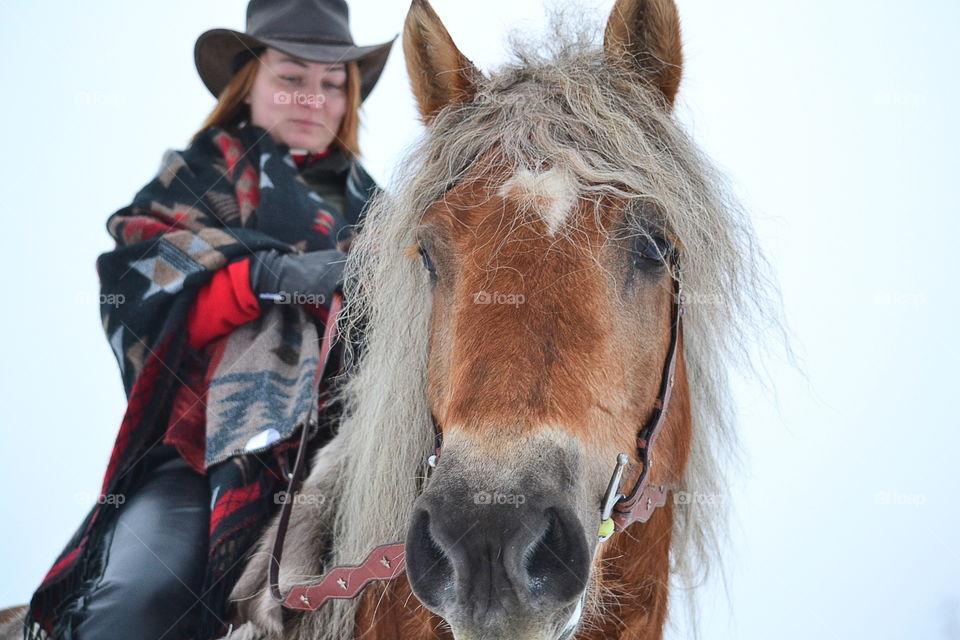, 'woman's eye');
323,81,346,92
418,246,436,276
631,233,672,269
281,76,302,86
